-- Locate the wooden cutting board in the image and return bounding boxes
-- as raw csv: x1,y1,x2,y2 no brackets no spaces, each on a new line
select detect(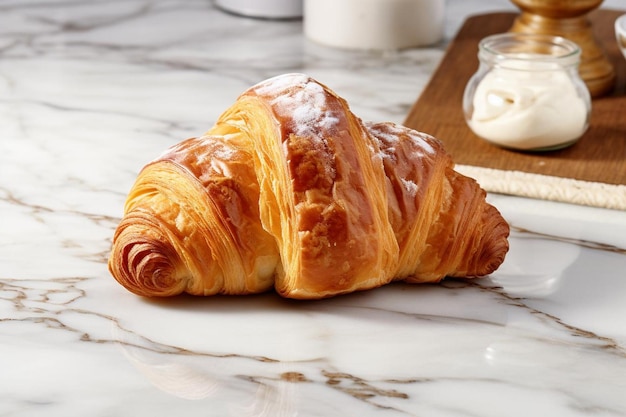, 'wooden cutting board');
404,10,626,210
